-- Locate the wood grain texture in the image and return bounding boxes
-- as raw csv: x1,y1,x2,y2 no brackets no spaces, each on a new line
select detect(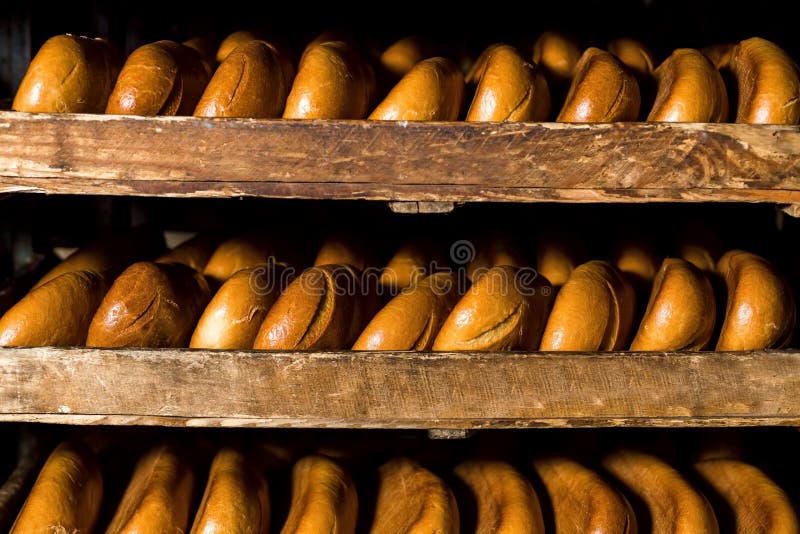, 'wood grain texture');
0,113,798,205
0,347,798,428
